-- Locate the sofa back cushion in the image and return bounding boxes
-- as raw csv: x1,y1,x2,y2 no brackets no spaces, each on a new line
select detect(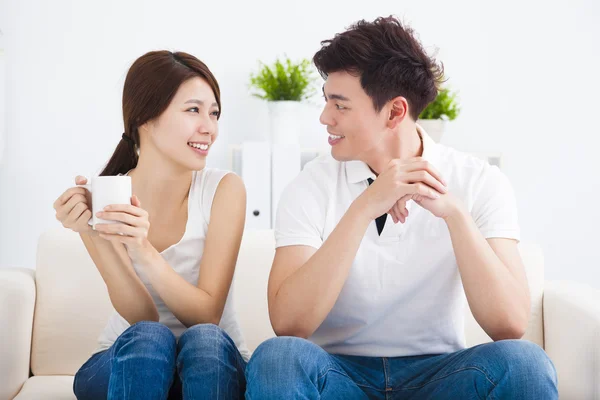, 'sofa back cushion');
31,228,544,376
